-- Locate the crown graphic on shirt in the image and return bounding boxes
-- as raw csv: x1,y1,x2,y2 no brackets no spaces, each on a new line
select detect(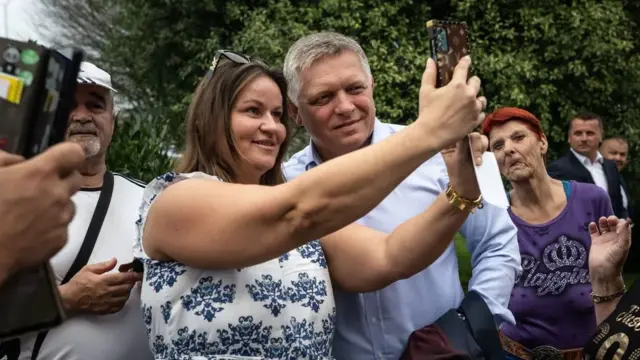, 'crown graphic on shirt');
542,235,587,271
